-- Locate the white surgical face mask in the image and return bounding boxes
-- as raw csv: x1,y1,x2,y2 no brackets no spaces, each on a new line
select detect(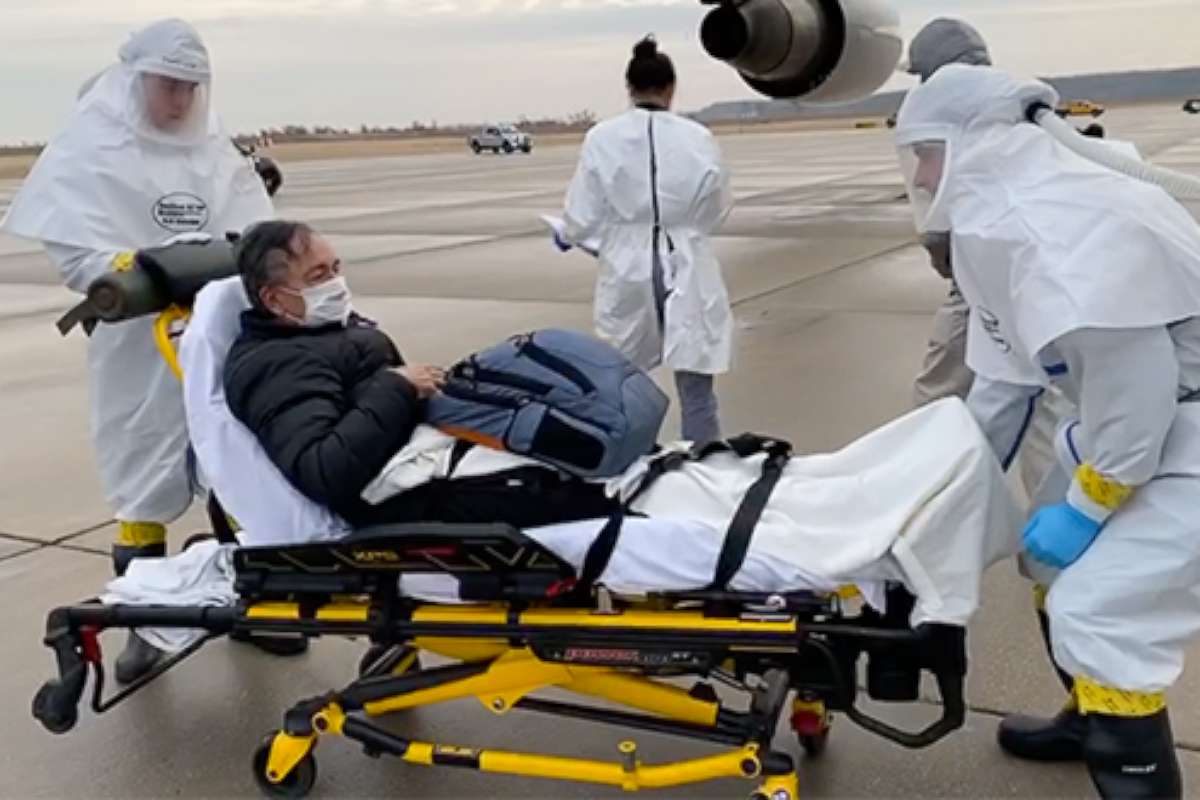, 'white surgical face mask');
287,275,352,327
